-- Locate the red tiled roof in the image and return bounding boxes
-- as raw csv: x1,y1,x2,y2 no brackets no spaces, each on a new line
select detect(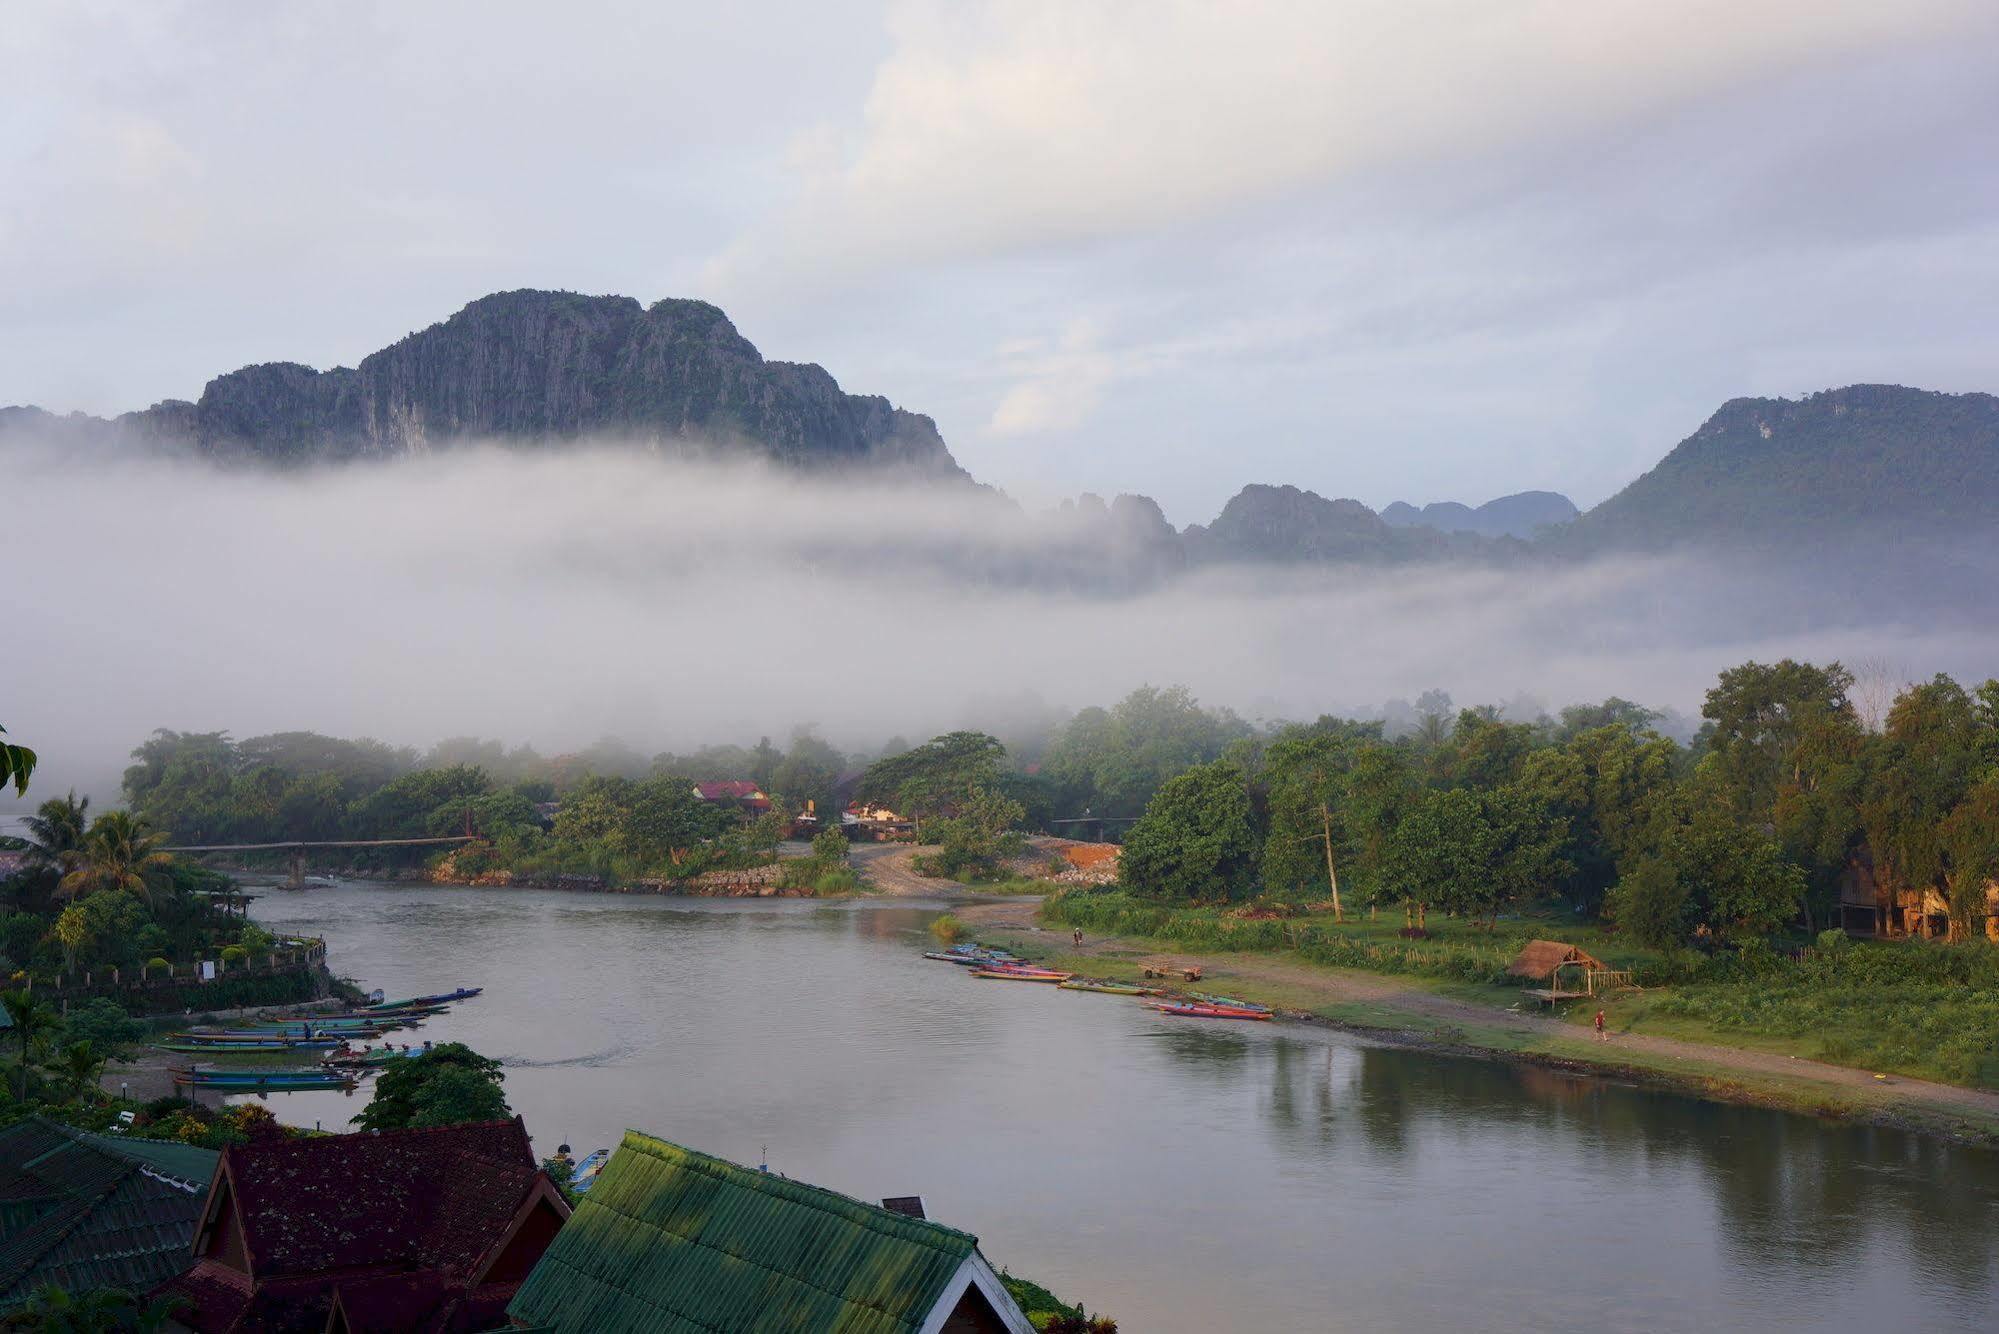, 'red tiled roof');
155,1119,560,1334
693,780,762,800
227,1118,534,1277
